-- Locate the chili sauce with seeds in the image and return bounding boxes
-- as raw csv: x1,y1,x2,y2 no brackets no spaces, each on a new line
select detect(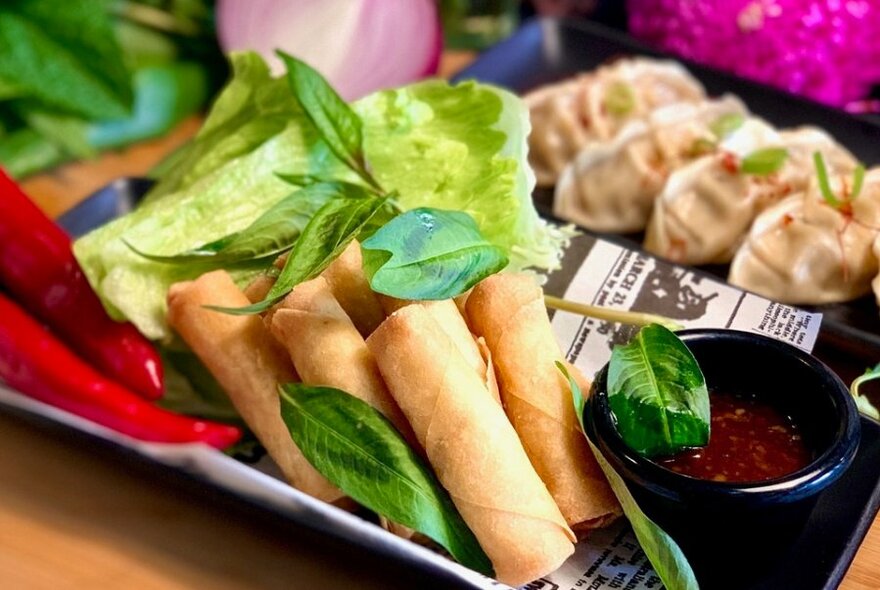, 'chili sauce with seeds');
656,391,813,483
